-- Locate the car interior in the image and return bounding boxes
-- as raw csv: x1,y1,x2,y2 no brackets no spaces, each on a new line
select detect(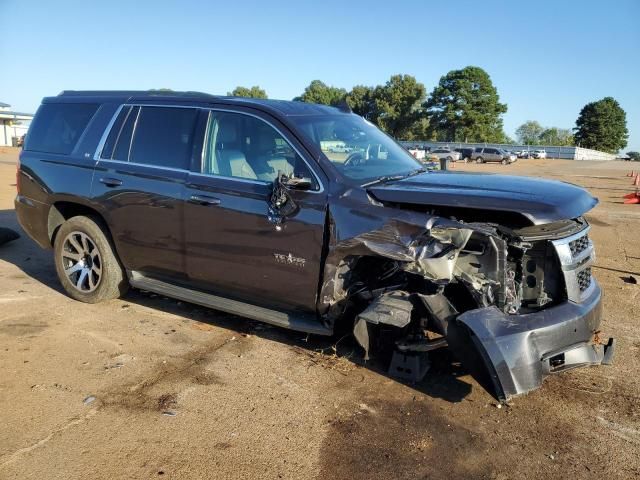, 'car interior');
204,112,299,182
